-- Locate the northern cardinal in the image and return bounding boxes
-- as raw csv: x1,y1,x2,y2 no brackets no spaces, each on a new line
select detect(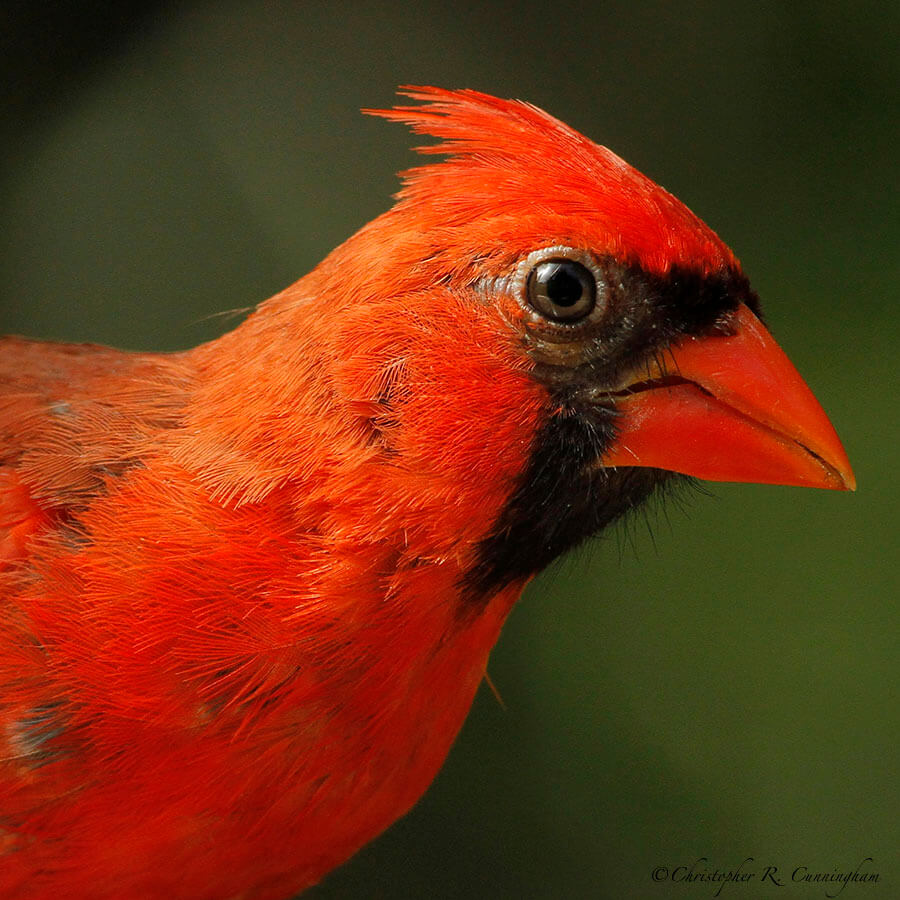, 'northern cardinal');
0,87,853,899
